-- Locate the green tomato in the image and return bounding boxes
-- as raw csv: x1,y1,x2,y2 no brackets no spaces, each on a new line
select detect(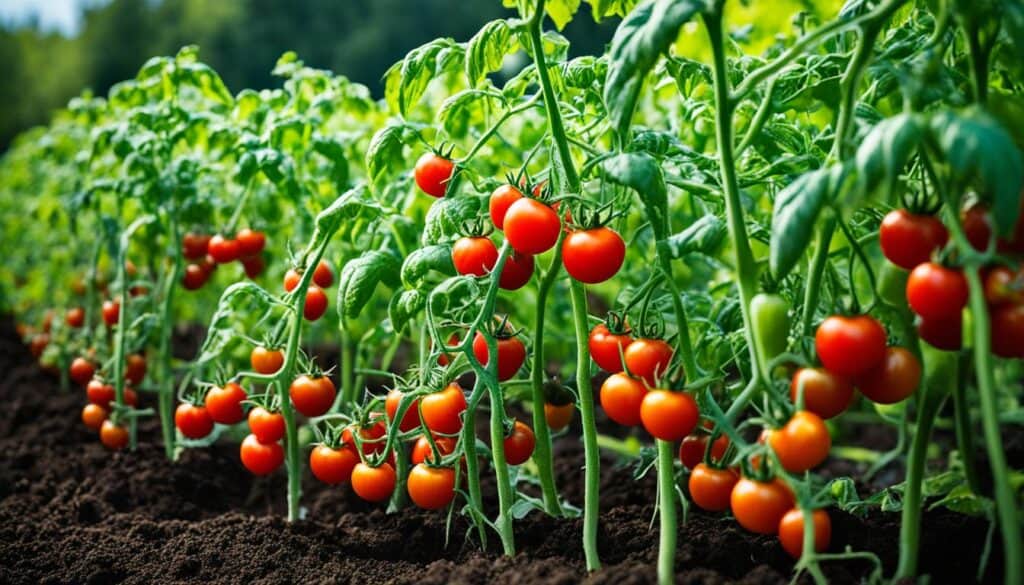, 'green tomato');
750,293,790,367
876,262,909,308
